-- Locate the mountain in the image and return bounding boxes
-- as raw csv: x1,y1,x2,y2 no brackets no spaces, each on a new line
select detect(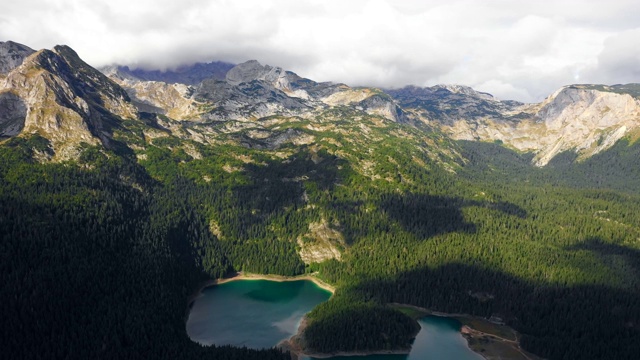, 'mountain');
104,57,640,168
386,84,525,125
103,61,235,85
0,41,35,74
390,83,640,166
3,40,639,167
0,44,136,158
2,41,640,360
102,59,407,141
0,41,36,138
